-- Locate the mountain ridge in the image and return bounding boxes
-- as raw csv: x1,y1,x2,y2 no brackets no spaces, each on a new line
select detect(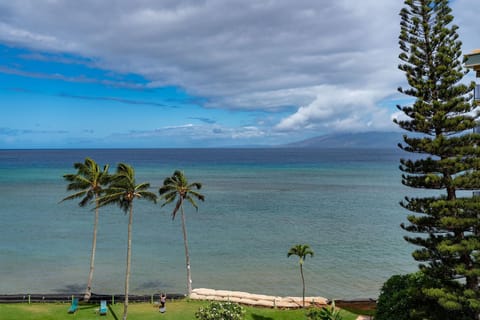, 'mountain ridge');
283,131,403,149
